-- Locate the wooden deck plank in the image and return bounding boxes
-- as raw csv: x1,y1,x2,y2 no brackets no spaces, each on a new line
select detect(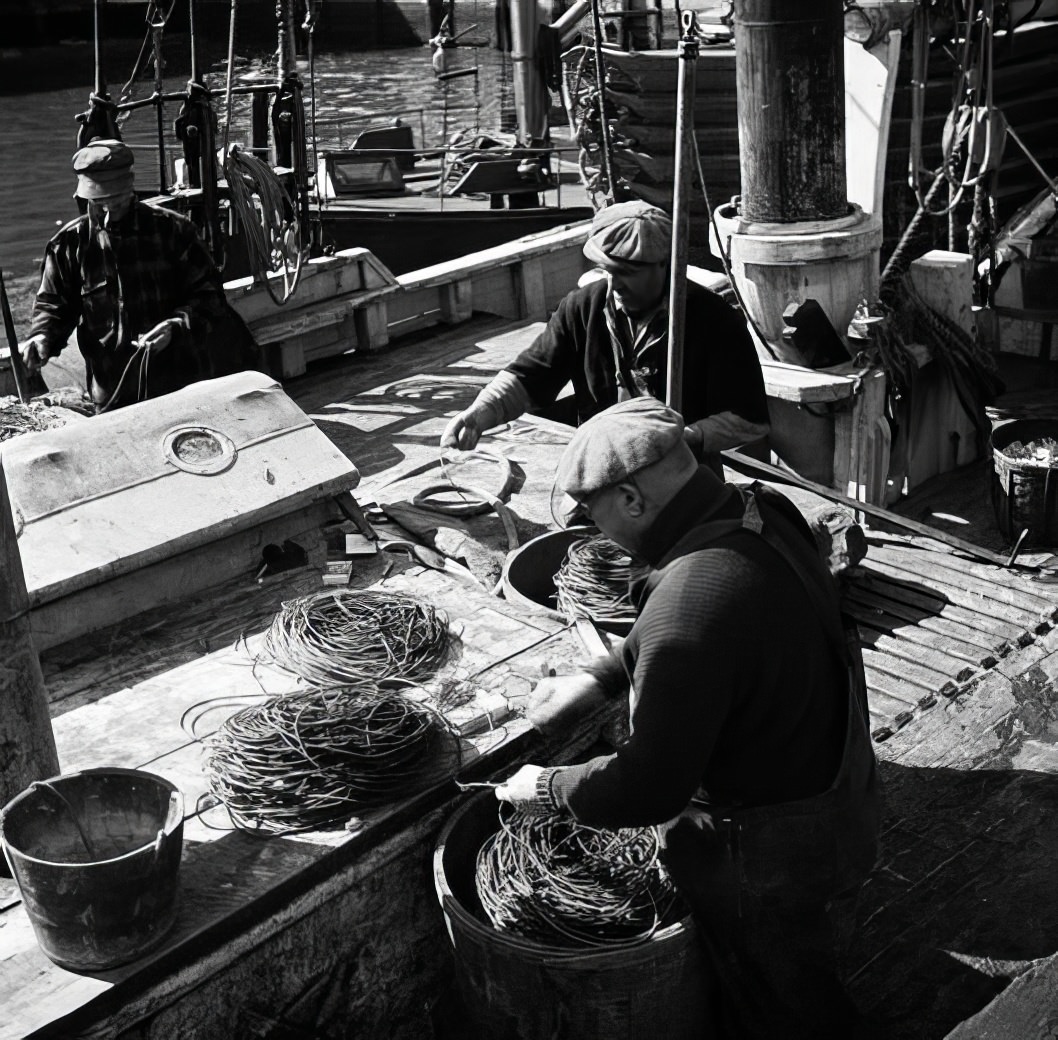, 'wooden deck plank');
858,626,979,686
848,600,998,669
845,586,1013,660
851,572,1036,647
865,540,1058,621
